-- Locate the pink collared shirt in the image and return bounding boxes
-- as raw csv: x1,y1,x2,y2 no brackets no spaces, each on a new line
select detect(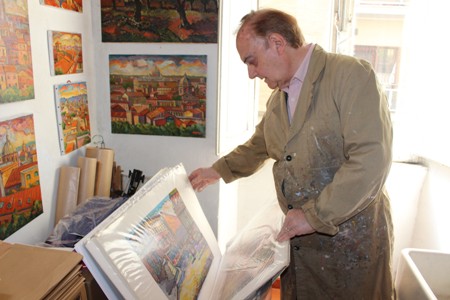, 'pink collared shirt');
283,43,315,123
